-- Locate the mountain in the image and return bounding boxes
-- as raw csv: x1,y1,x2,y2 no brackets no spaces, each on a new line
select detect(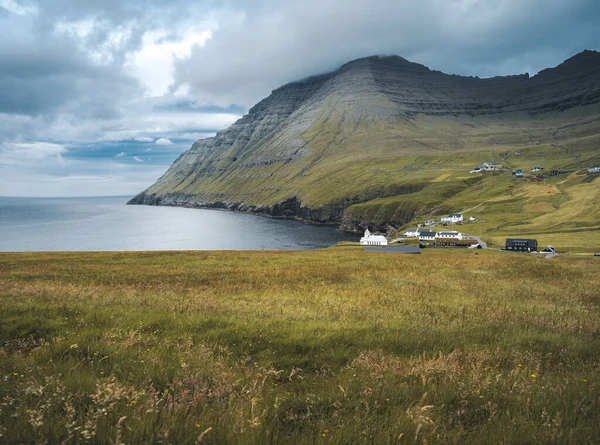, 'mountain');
129,51,600,238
